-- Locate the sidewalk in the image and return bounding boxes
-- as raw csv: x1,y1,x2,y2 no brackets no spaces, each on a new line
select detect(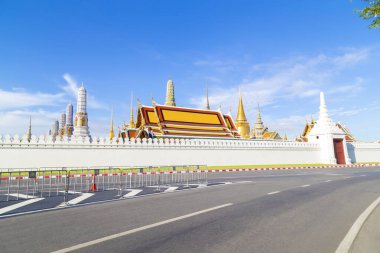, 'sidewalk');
350,204,380,253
